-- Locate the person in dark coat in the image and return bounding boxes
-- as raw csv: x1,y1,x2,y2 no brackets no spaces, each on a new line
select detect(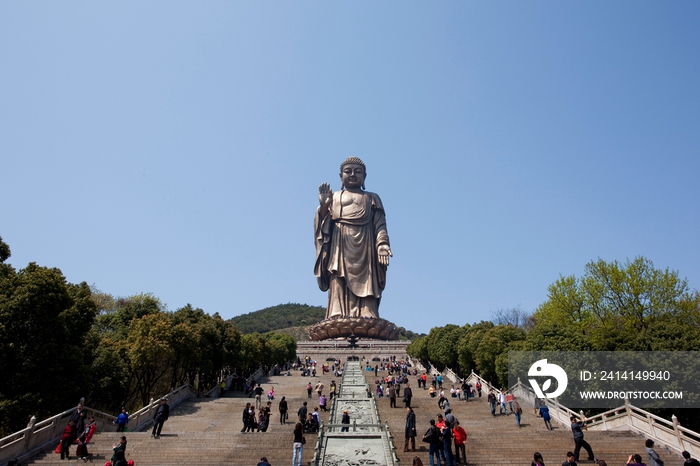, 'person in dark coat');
246,406,257,432
341,409,350,432
424,419,443,466
241,403,251,432
151,398,170,438
279,397,288,424
682,451,700,466
298,401,308,422
404,407,416,452
570,416,594,462
562,451,577,466
111,436,127,466
403,383,413,408
70,403,86,441
441,422,455,466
